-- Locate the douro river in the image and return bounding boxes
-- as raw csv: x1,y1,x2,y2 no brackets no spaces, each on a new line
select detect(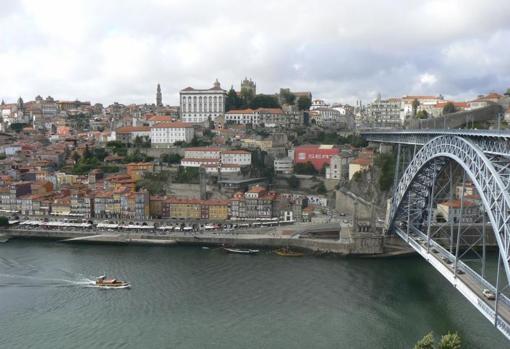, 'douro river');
0,240,507,348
